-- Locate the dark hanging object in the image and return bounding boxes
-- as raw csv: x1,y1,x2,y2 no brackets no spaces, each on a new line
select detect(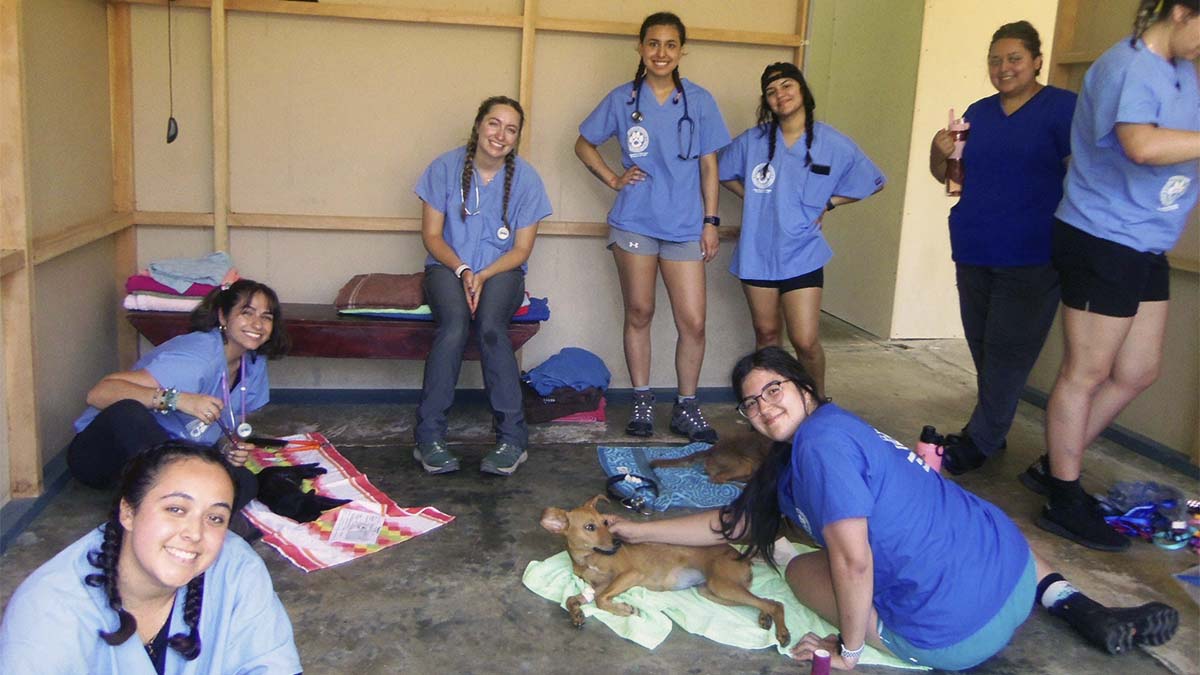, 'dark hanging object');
166,0,178,143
